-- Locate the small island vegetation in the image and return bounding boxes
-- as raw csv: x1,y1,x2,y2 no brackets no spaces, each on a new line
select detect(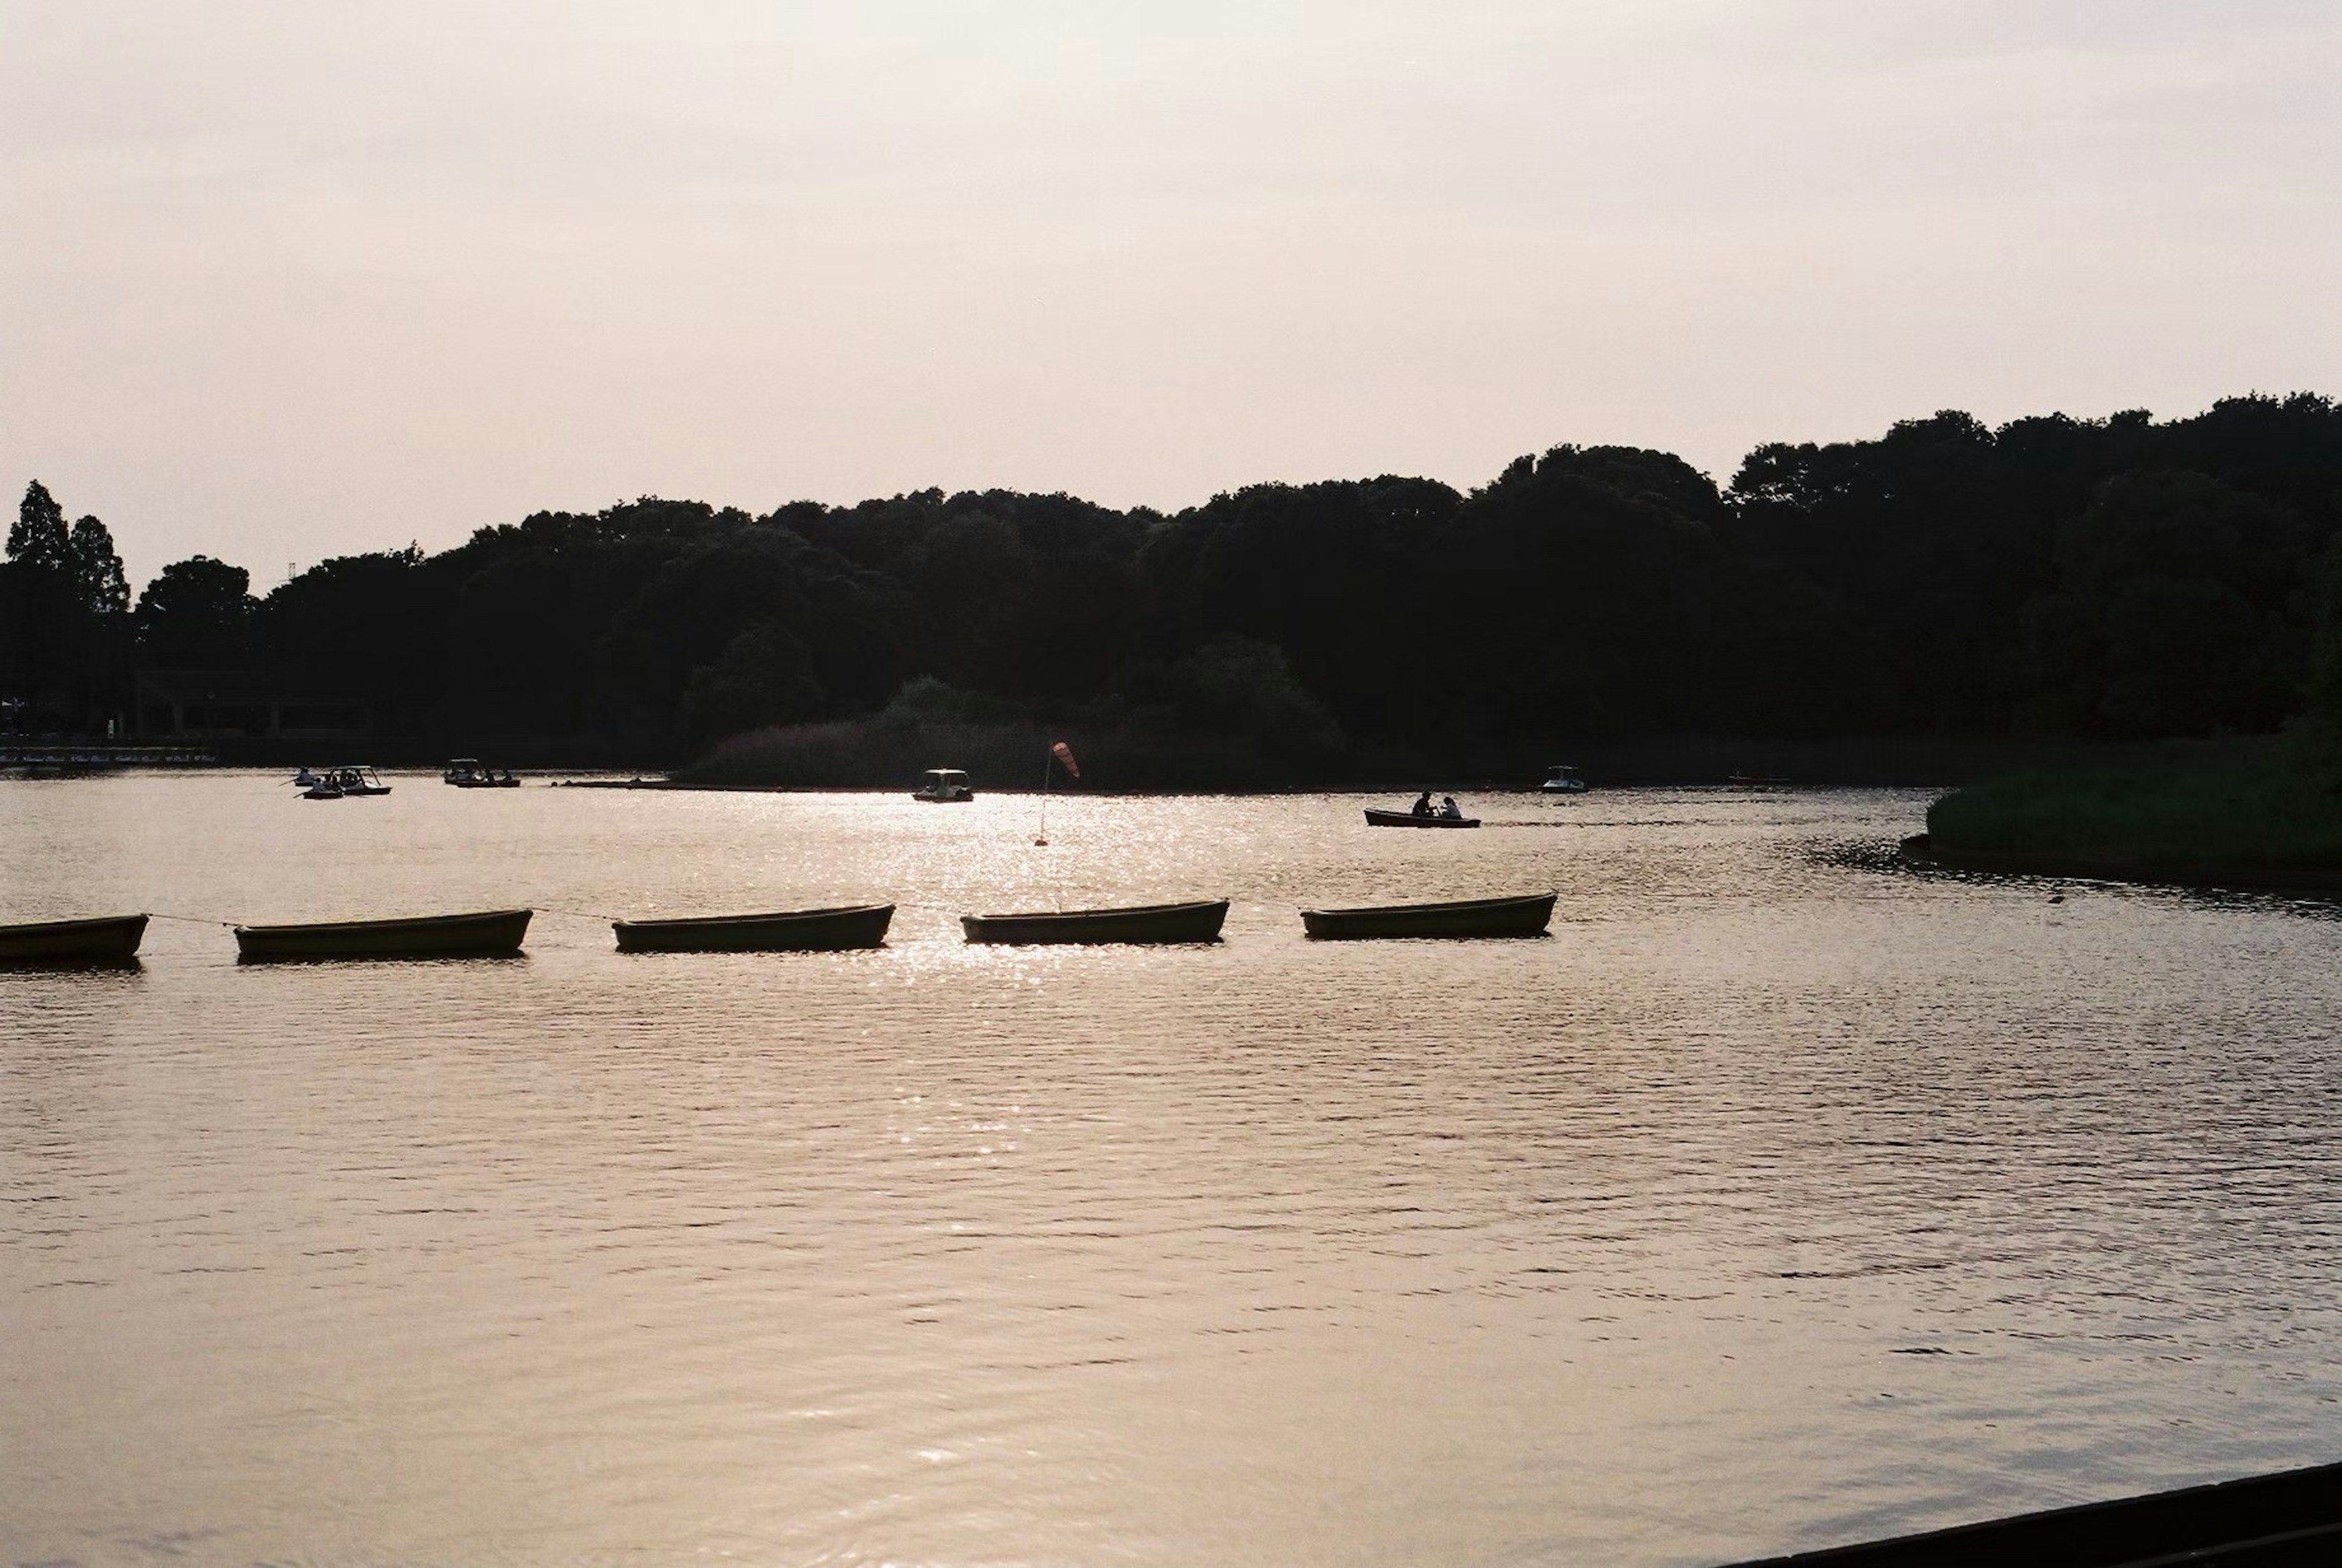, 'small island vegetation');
1921,537,2342,888
1922,746,2342,888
